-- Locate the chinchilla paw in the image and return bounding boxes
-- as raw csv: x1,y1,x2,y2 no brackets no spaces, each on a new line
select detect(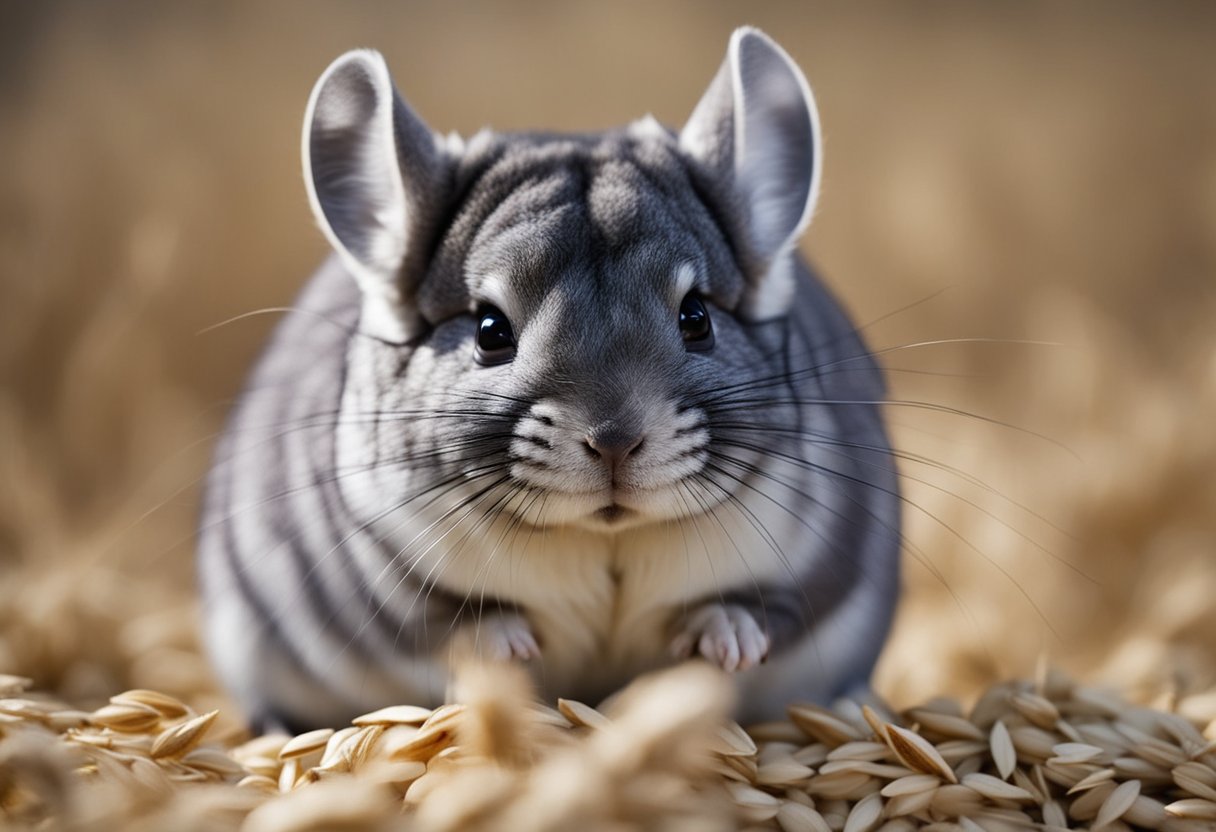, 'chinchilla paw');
670,604,769,673
451,613,540,663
